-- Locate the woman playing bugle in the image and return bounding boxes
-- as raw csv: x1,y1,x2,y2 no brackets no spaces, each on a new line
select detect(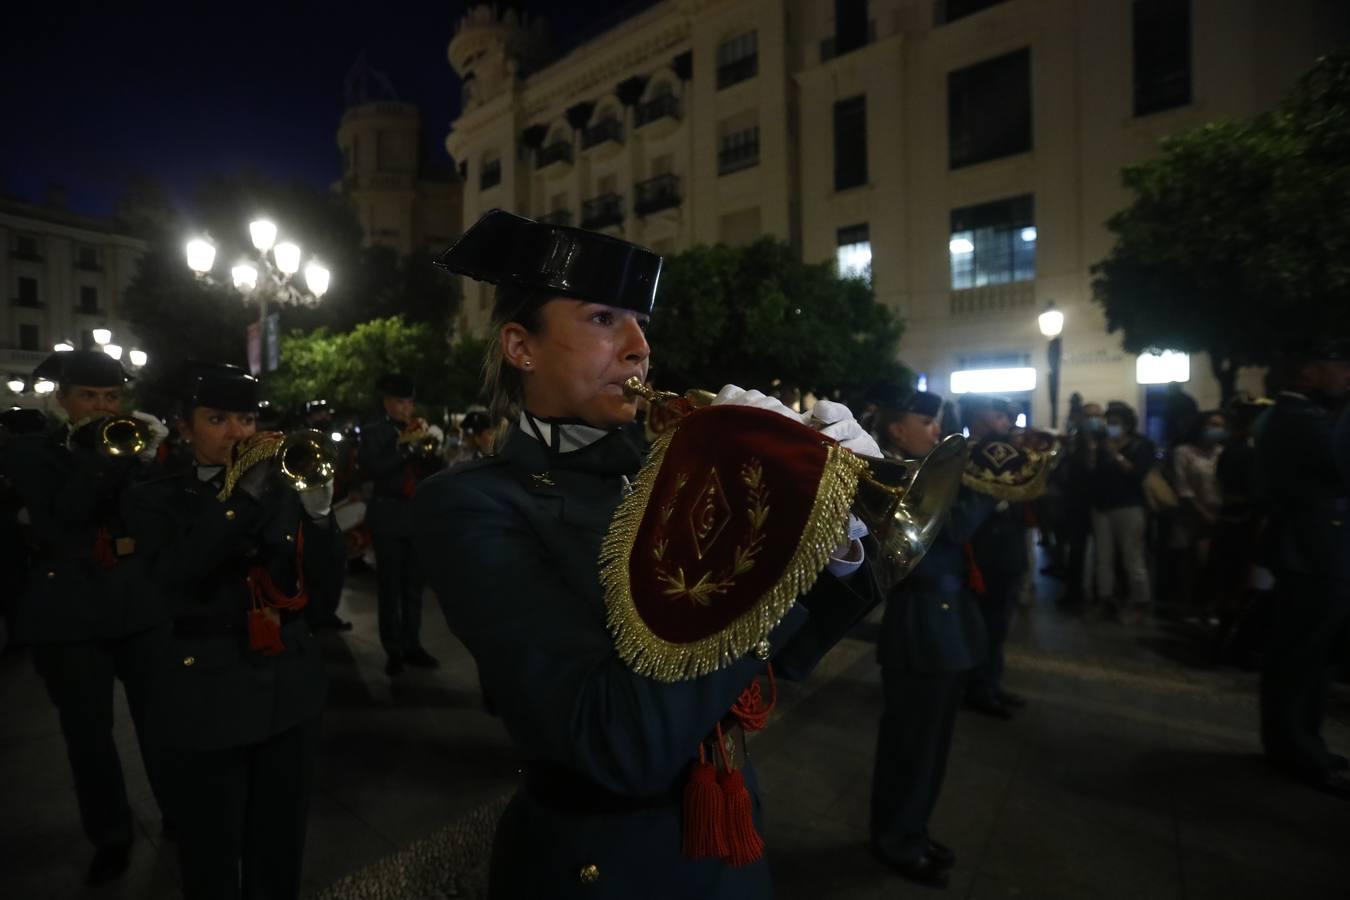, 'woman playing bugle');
123,361,340,900
415,210,884,899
